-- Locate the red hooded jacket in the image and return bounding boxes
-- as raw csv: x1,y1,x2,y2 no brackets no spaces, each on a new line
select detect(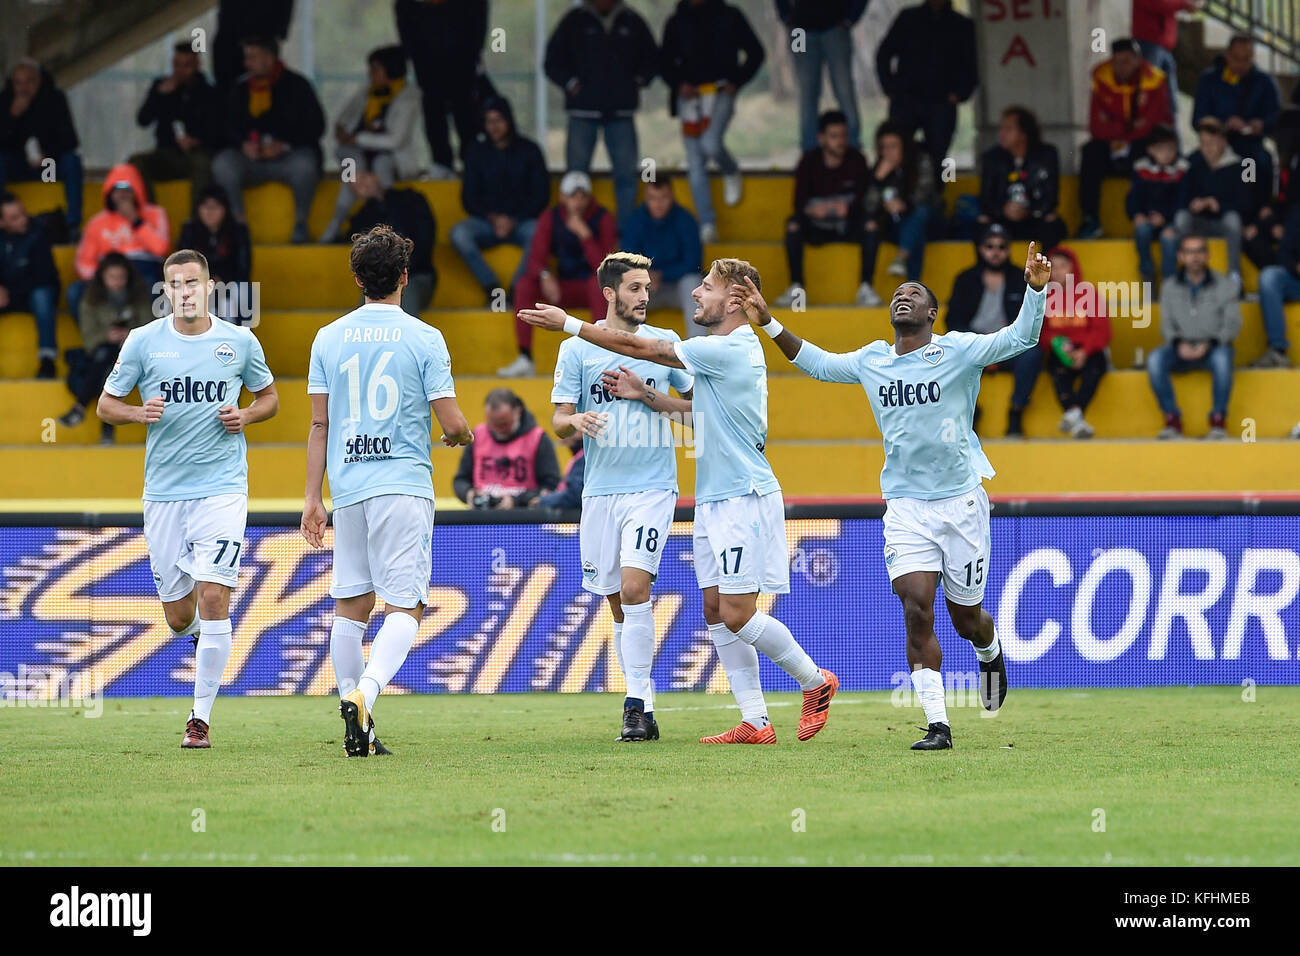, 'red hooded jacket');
1040,246,1113,355
75,163,171,280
